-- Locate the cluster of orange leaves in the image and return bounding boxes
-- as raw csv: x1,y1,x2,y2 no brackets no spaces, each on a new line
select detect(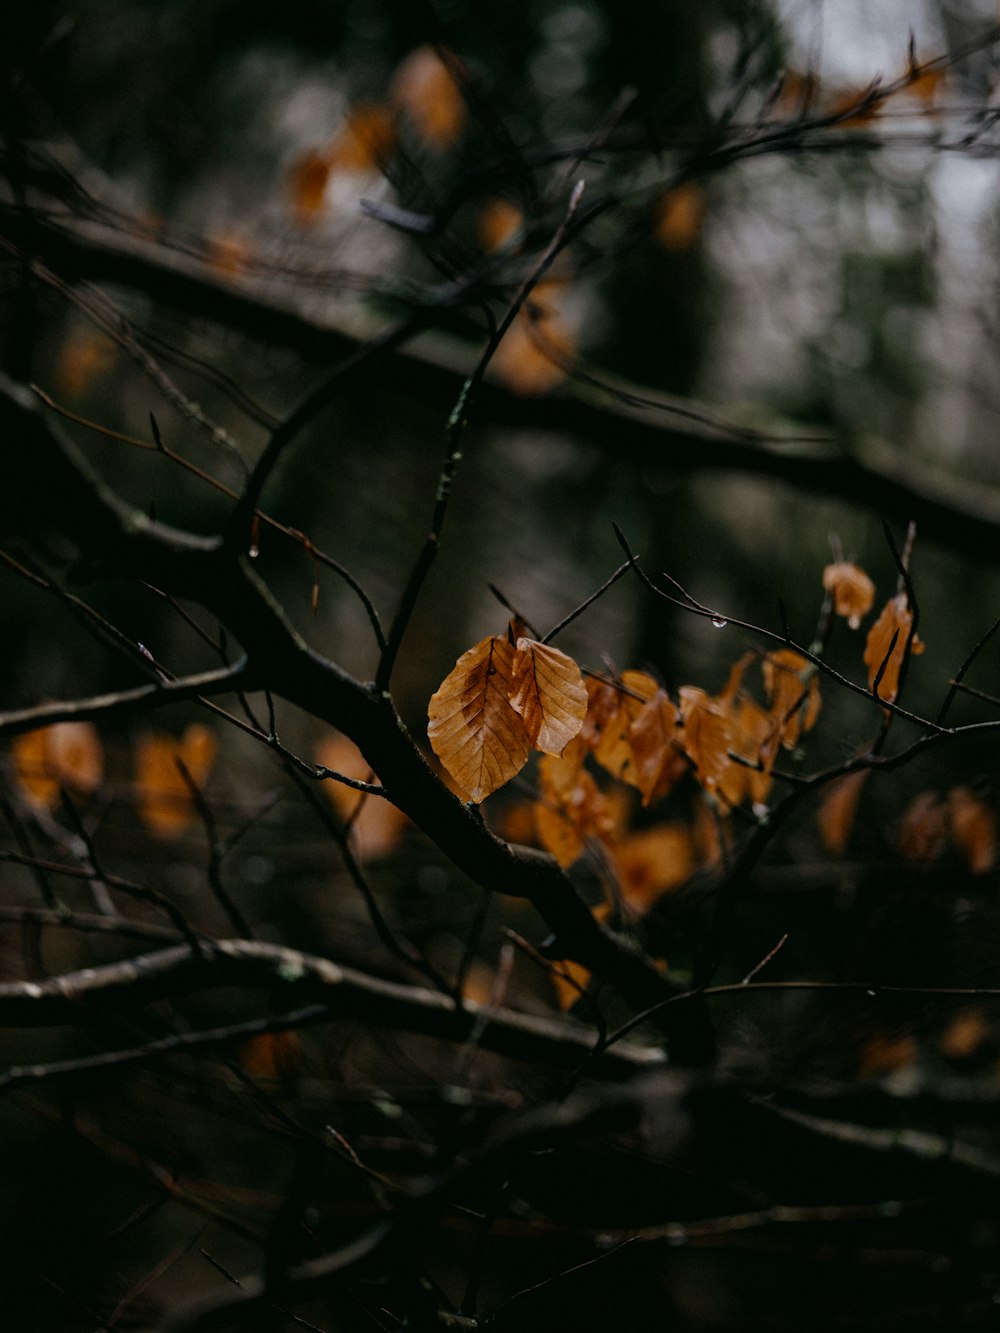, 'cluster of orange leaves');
12,721,217,839
426,560,945,960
